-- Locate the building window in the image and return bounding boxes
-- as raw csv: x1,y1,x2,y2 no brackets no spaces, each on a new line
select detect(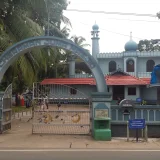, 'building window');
70,88,77,95
126,59,134,72
146,60,155,72
109,61,116,72
128,87,136,95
